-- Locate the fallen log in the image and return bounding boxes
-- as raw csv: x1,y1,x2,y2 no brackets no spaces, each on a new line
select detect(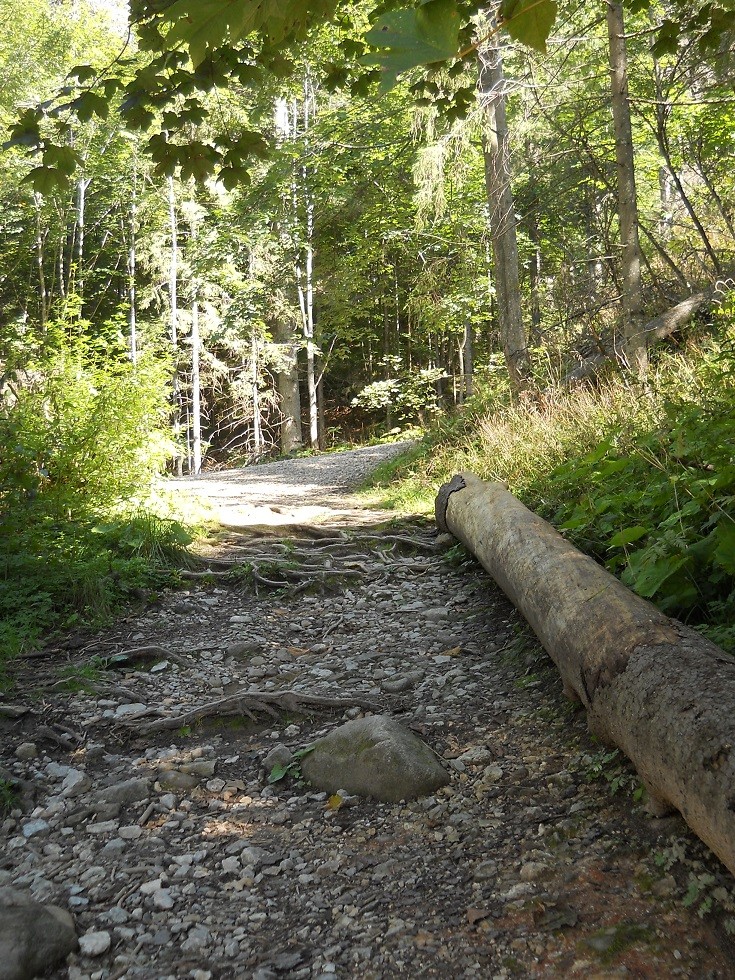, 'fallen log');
437,473,735,876
561,289,714,385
